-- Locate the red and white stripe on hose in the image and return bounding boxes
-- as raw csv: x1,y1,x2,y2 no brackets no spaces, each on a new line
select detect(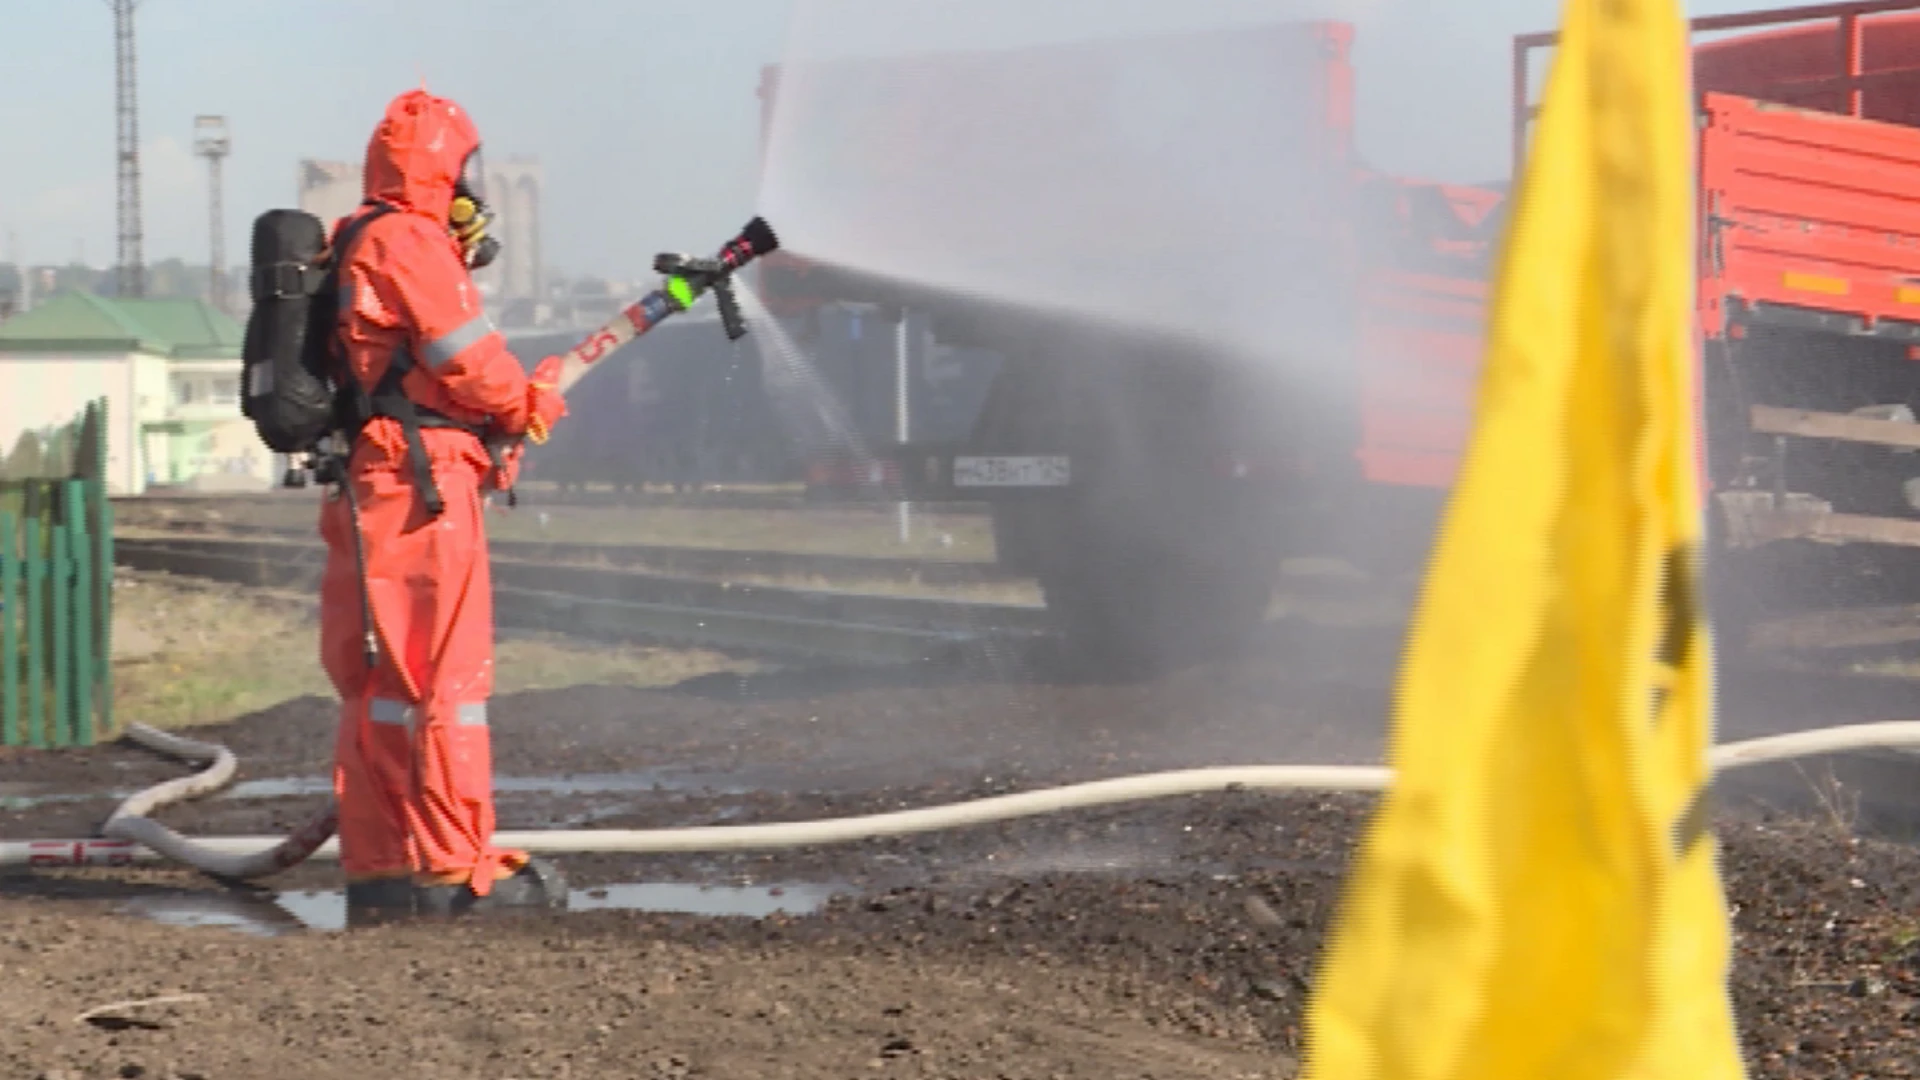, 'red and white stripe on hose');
16,839,145,868
550,290,680,397
548,219,777,398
